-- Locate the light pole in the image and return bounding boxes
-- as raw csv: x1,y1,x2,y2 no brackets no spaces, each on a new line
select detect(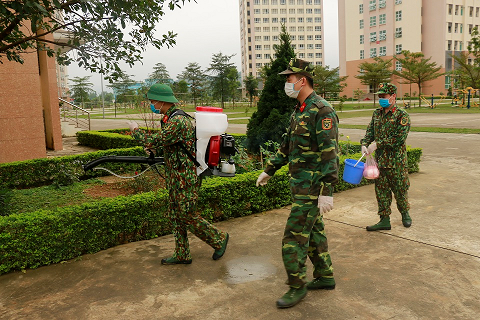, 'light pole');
100,54,105,119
